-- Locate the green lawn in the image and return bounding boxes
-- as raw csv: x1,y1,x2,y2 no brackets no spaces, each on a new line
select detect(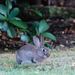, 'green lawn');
0,47,75,75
